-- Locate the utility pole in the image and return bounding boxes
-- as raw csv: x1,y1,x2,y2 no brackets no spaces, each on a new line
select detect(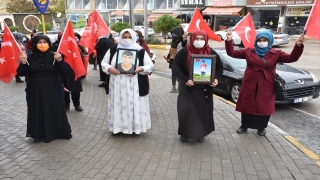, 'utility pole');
144,0,148,39
129,0,135,29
